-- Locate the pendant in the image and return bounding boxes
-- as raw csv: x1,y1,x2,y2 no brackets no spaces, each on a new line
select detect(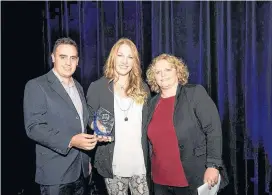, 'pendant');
124,117,128,121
